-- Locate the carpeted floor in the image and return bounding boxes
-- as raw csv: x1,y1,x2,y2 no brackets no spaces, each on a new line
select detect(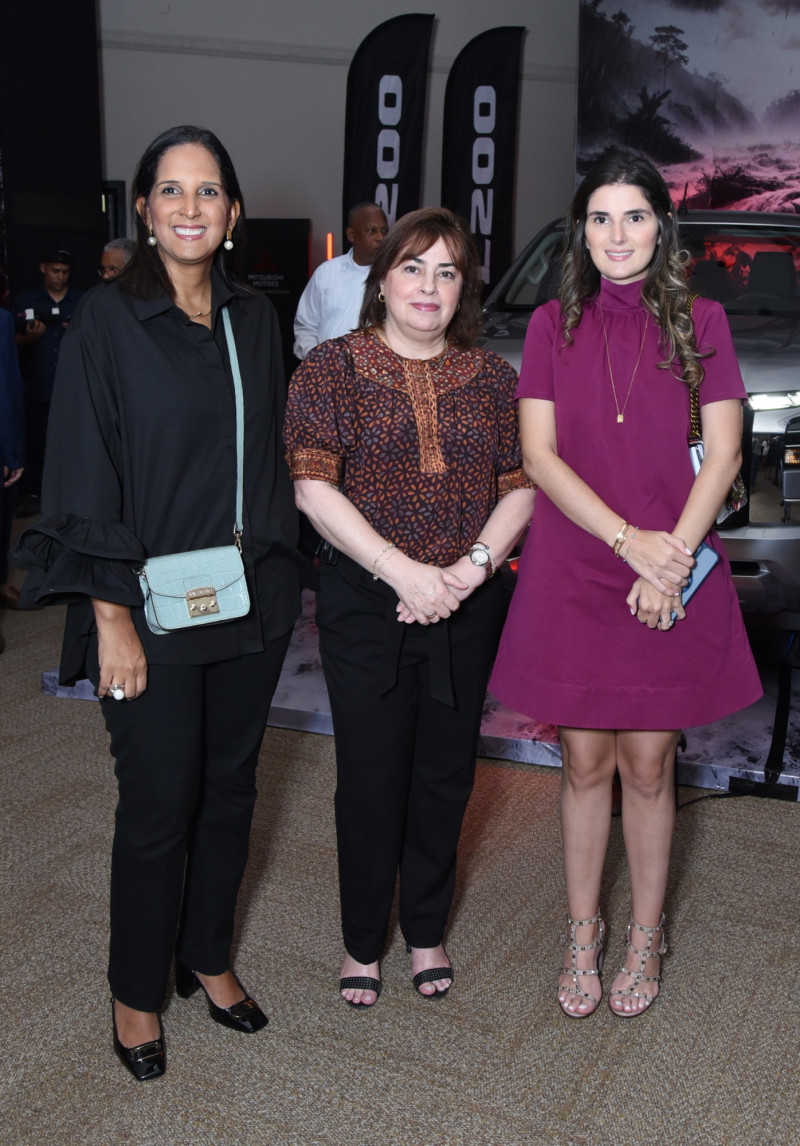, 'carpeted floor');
1,594,799,1146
